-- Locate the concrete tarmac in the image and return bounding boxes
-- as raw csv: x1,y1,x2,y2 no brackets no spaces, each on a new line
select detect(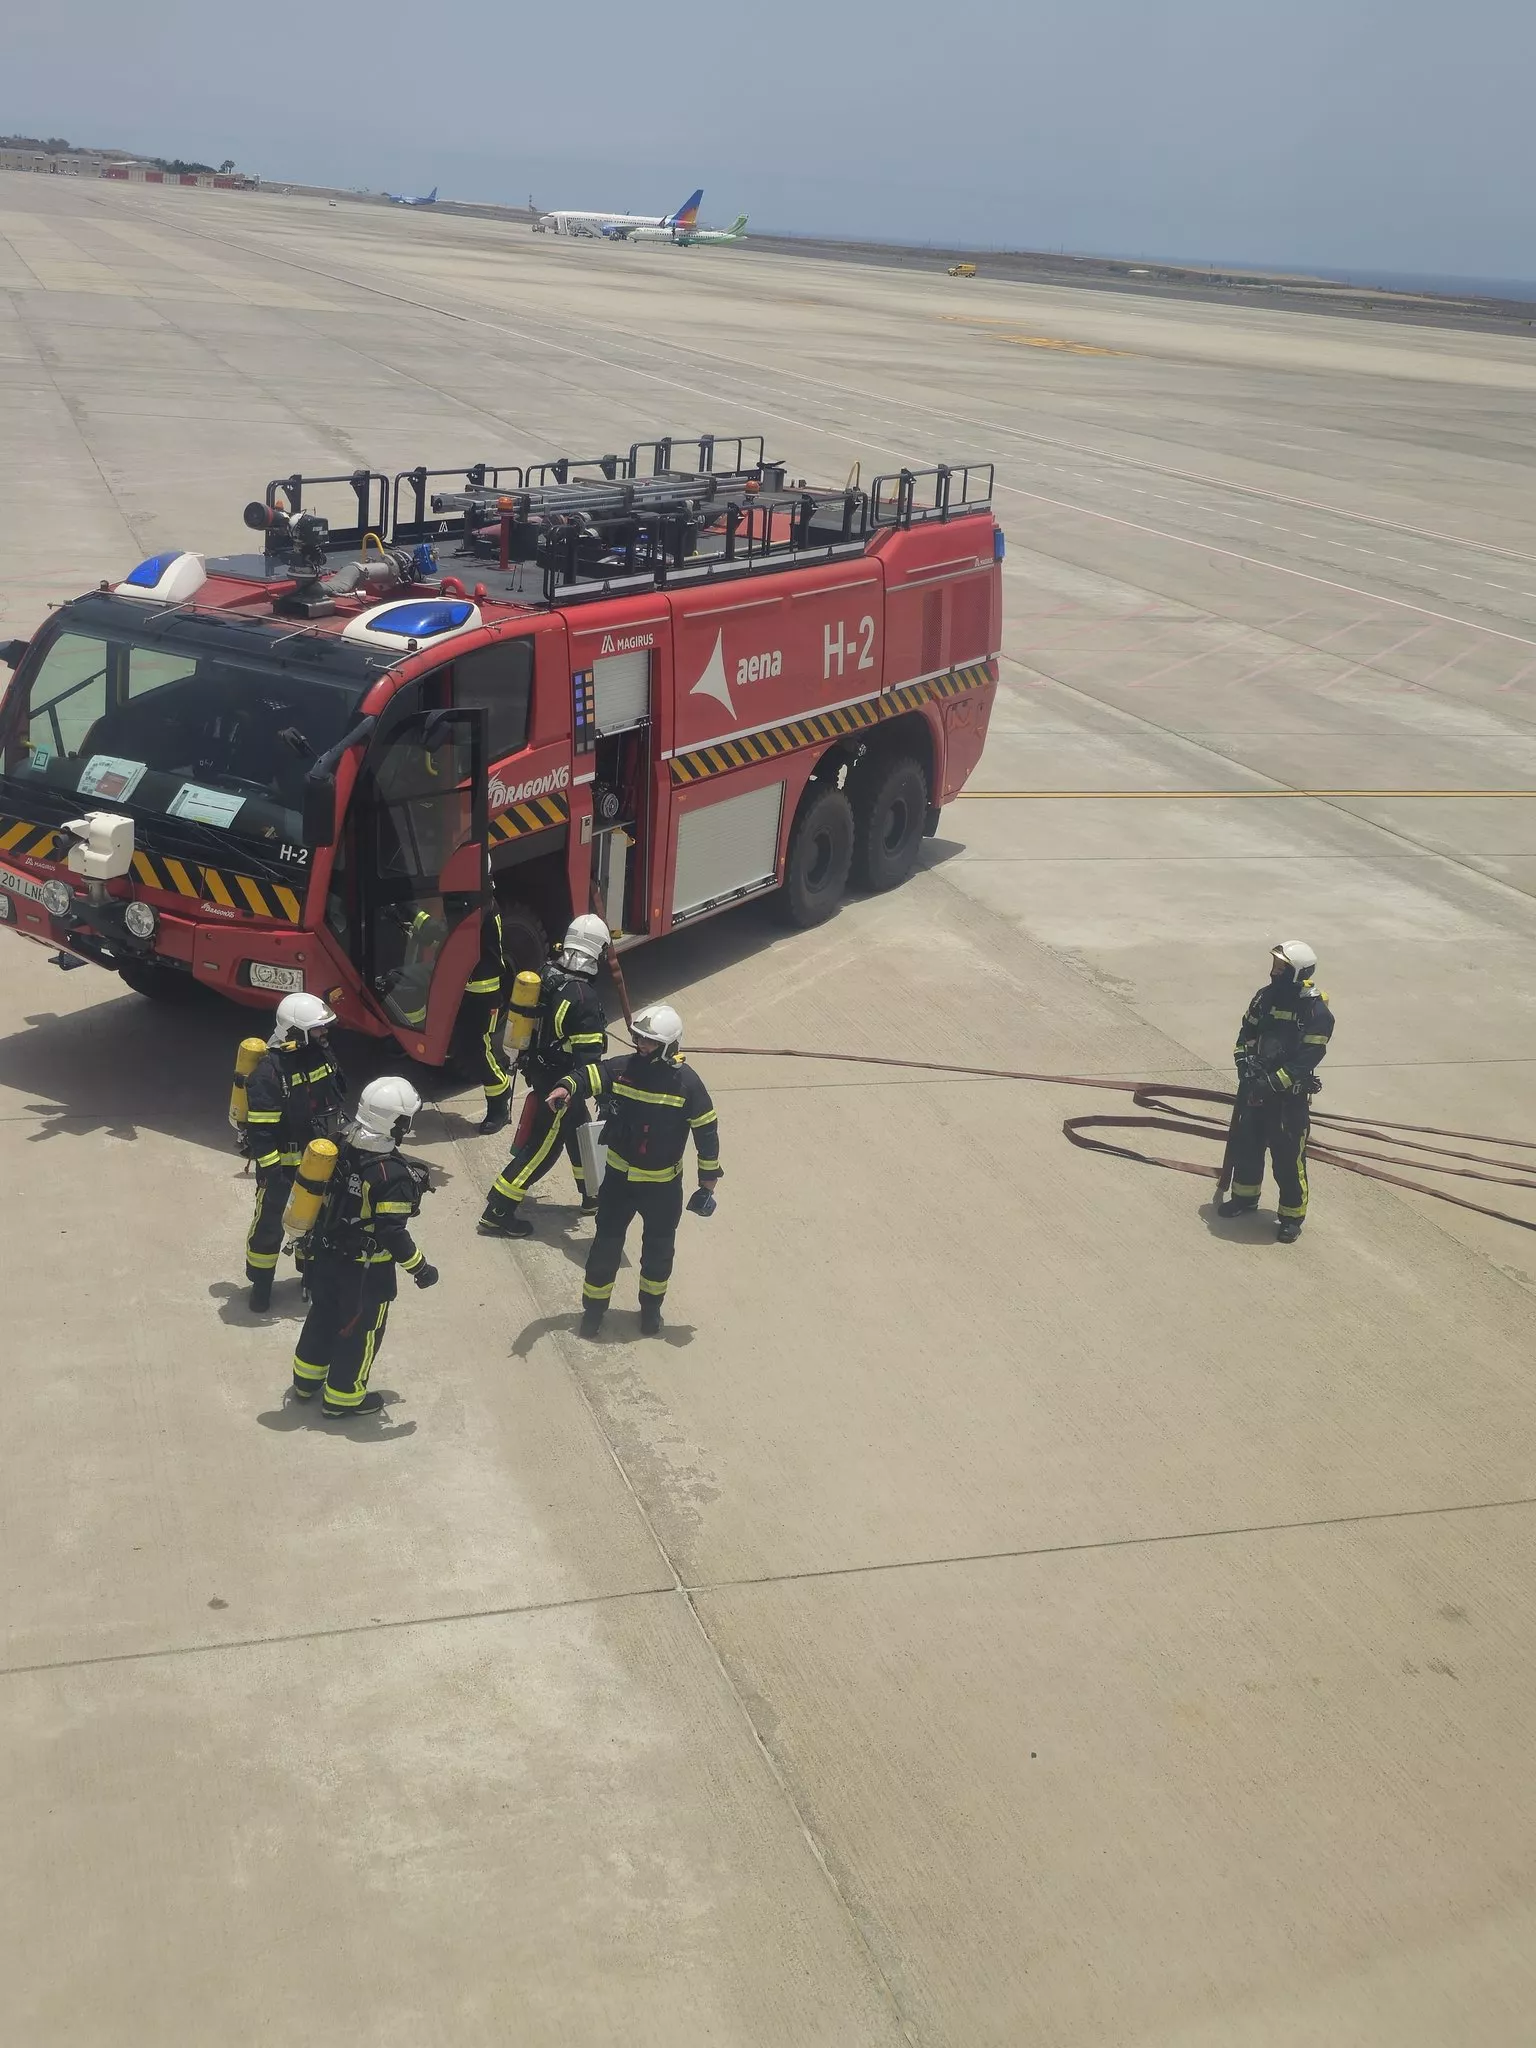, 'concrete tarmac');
3,174,1536,2045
